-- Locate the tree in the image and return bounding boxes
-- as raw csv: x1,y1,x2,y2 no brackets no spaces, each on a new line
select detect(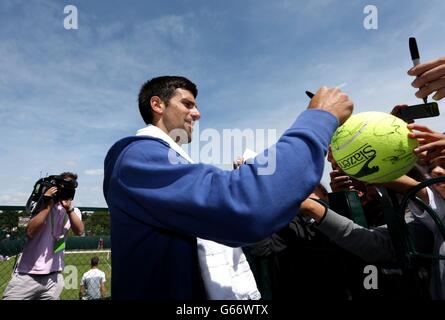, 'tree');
0,210,20,239
85,211,110,236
